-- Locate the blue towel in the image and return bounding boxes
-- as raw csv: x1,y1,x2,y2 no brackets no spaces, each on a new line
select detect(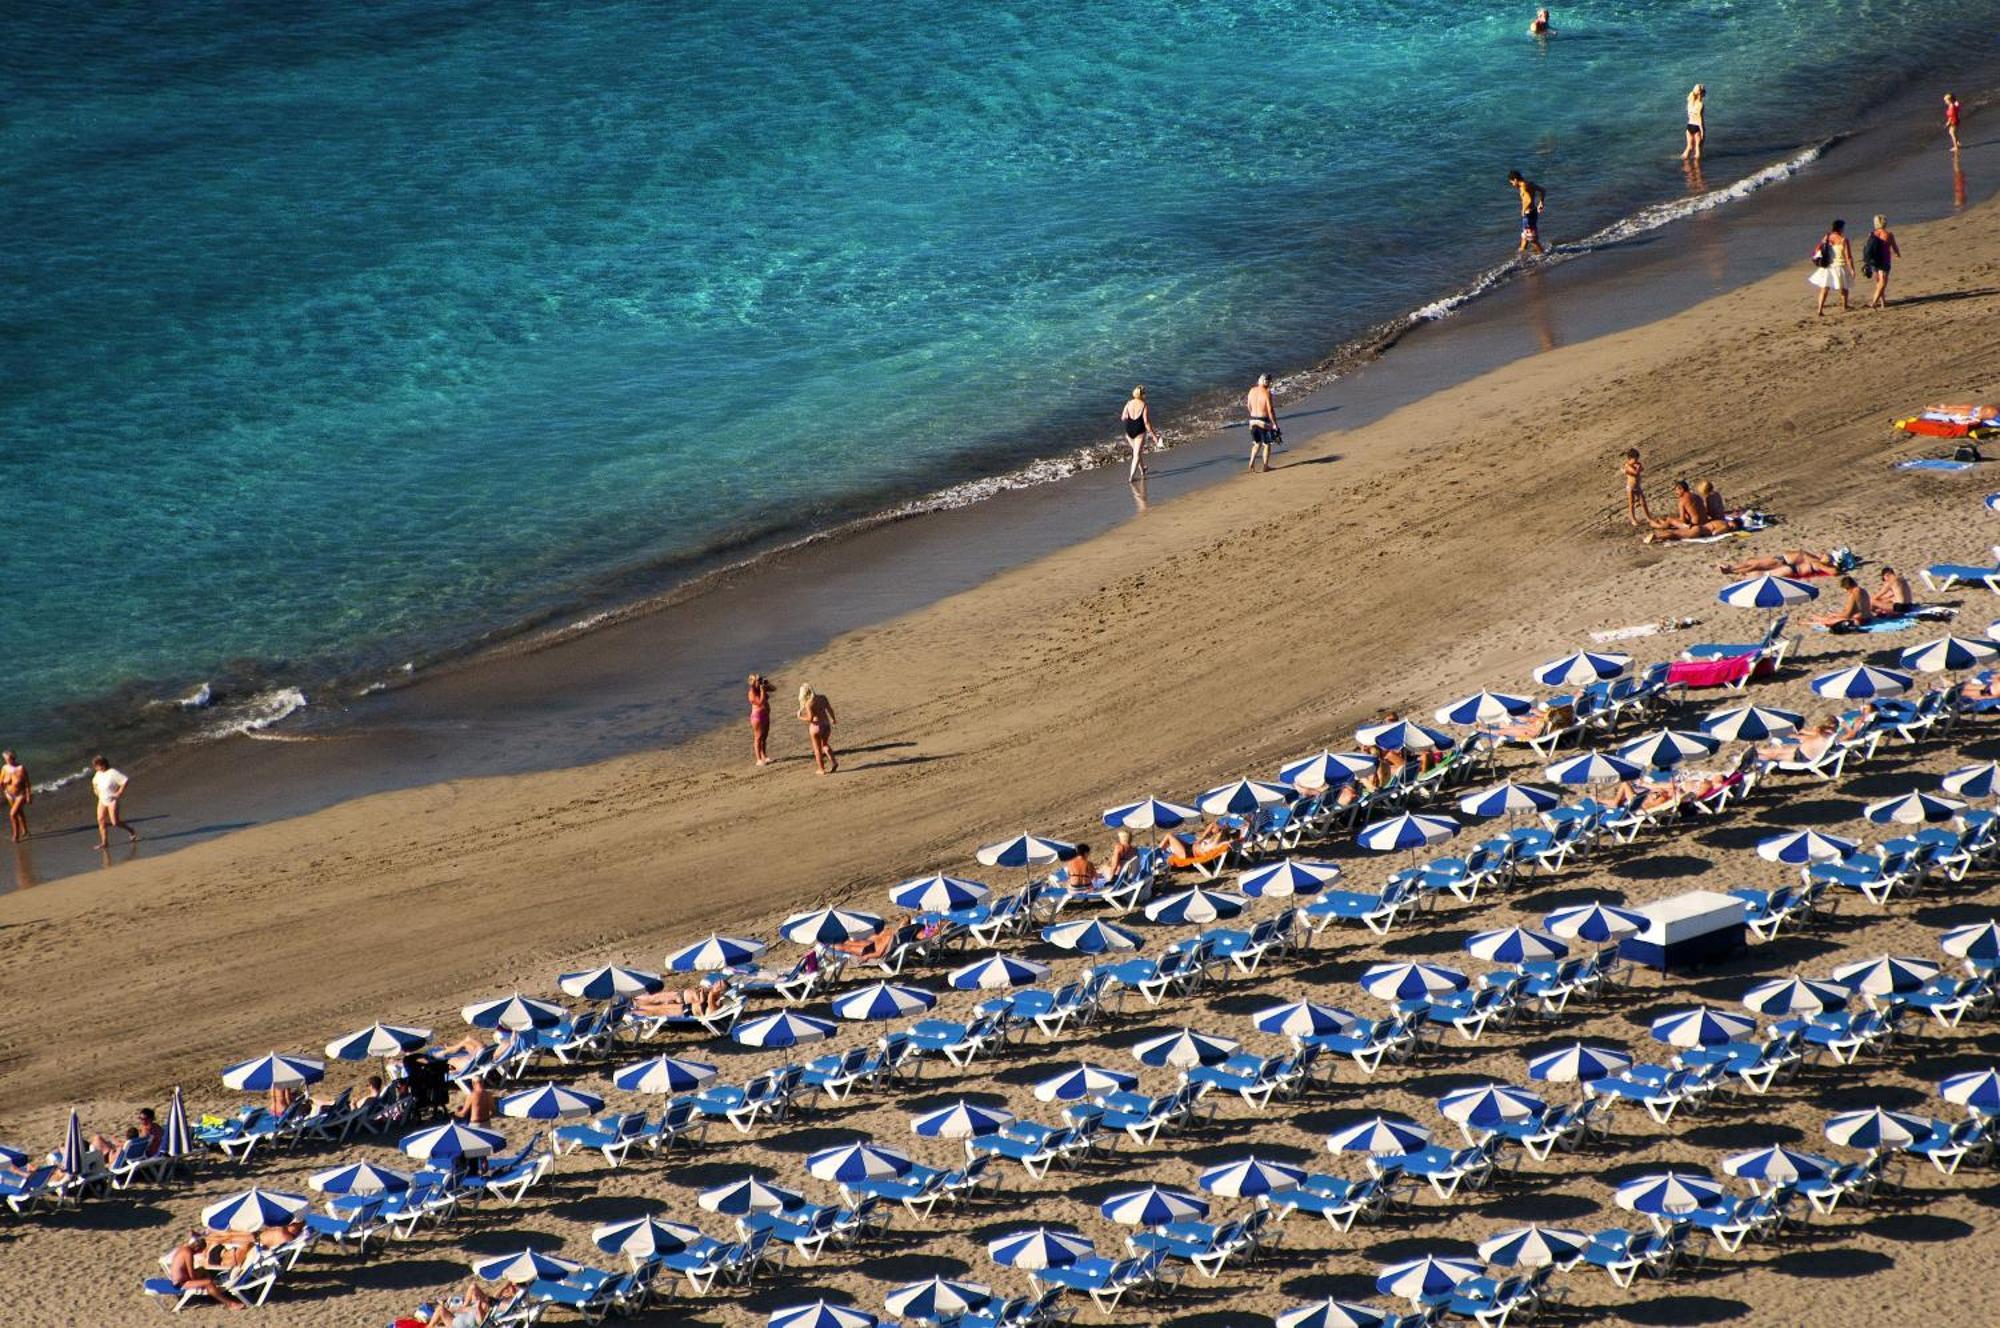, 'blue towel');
1896,458,1975,472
